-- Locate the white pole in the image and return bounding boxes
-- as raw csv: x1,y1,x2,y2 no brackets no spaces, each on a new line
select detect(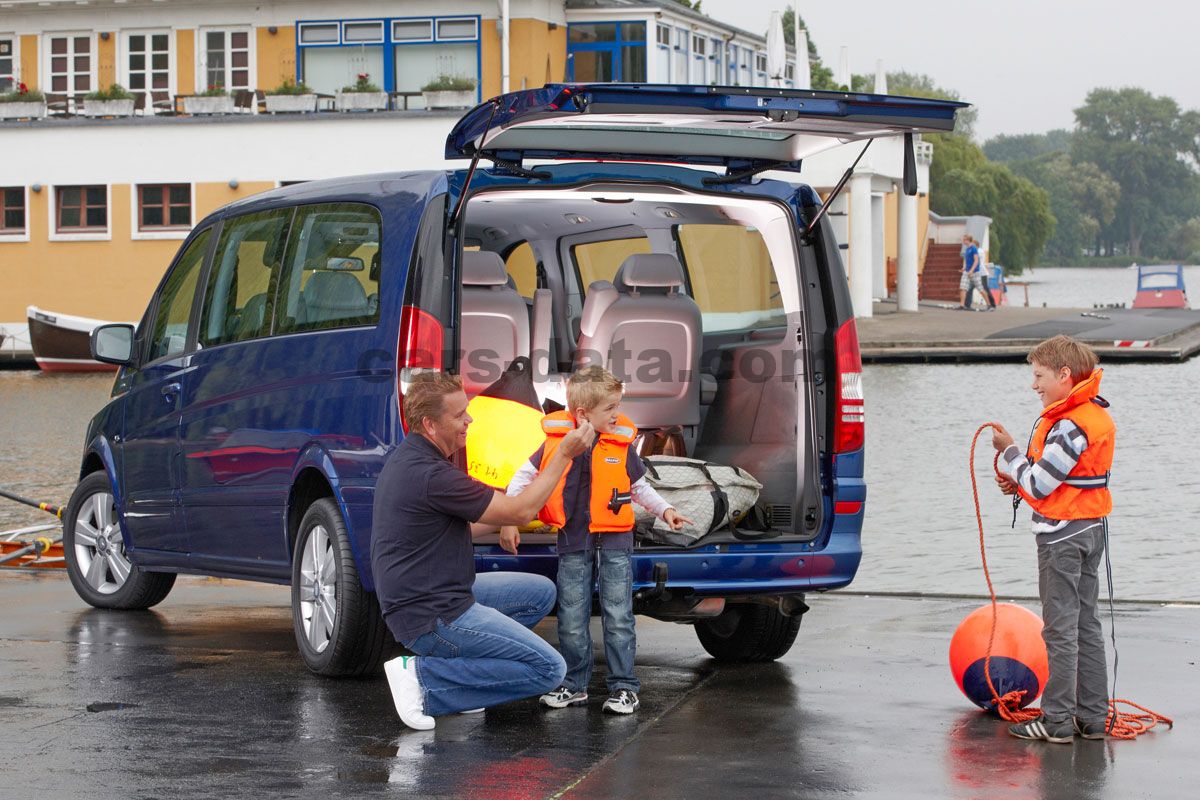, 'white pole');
874,58,887,94
500,0,511,94
837,46,849,90
795,28,810,89
849,170,874,318
897,186,919,312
